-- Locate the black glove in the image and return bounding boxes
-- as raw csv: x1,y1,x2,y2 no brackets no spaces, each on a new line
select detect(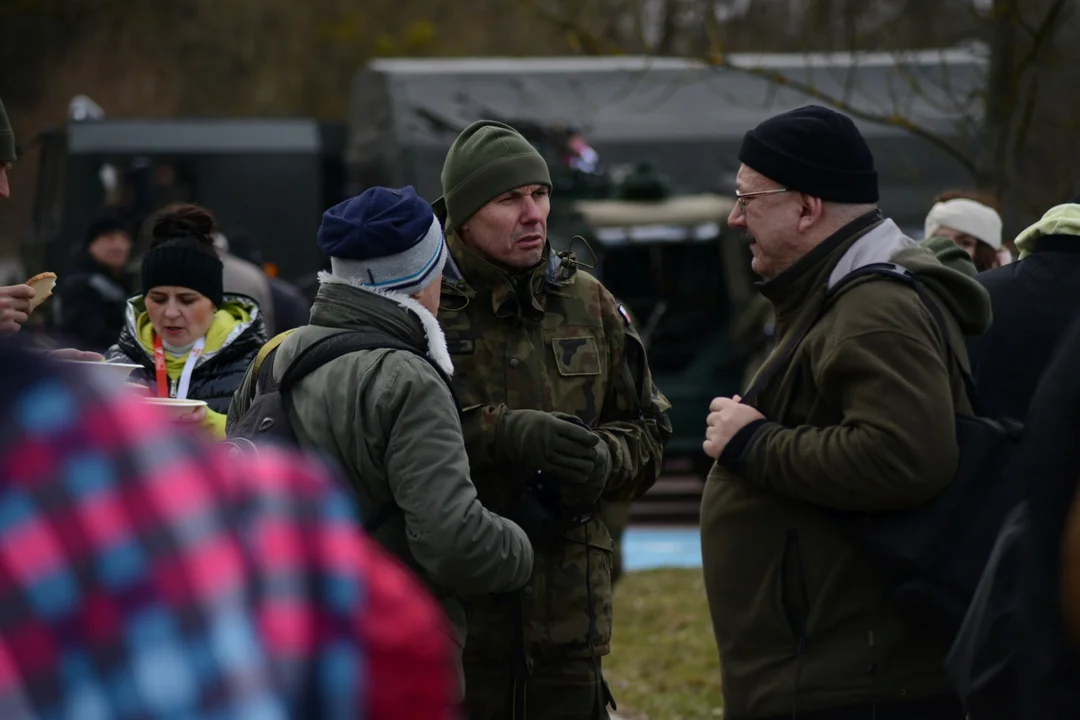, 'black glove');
499,409,600,482
549,412,611,507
